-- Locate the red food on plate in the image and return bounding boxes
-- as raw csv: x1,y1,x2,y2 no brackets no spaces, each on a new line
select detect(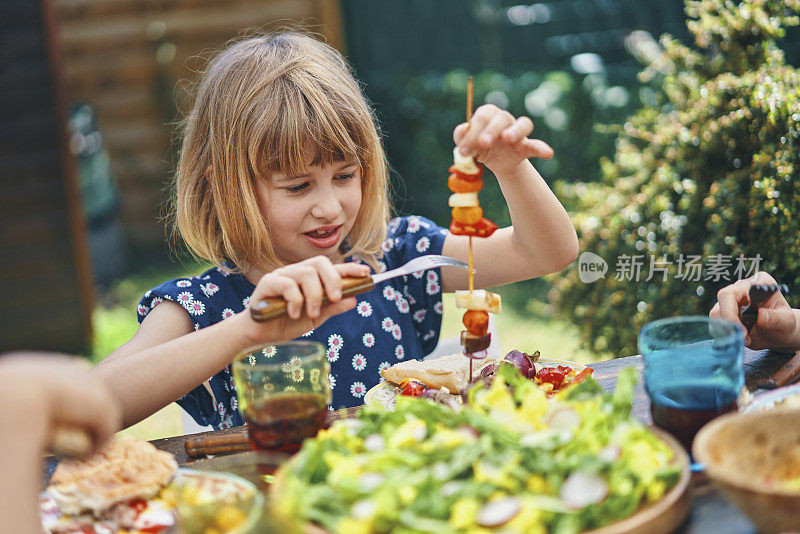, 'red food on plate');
538,367,566,388
399,379,427,397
